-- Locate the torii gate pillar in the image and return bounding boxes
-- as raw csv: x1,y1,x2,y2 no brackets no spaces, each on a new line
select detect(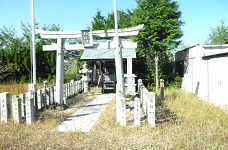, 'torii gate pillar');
56,38,64,104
